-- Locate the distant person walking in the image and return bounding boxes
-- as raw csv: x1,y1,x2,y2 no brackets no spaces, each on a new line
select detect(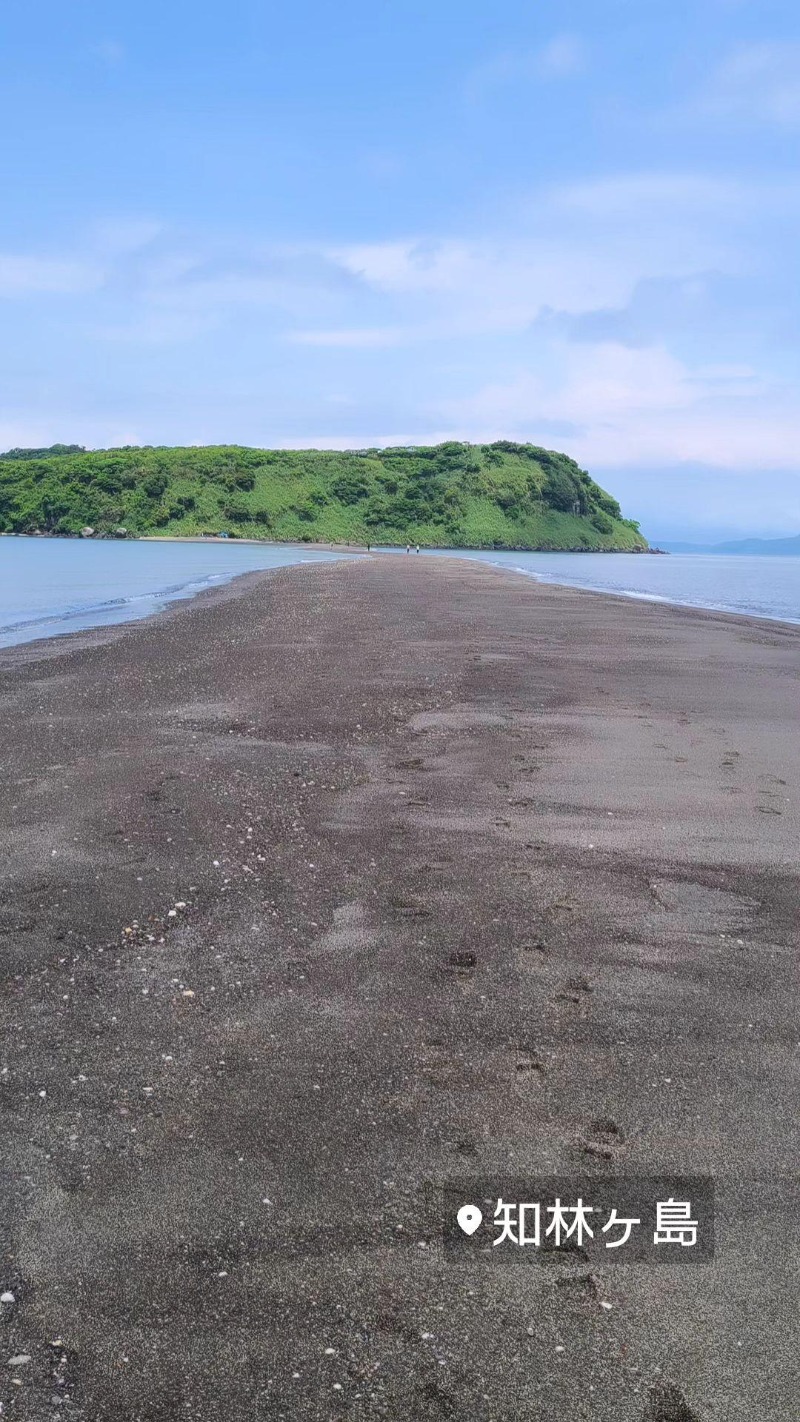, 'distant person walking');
406,544,411,553
415,544,420,553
